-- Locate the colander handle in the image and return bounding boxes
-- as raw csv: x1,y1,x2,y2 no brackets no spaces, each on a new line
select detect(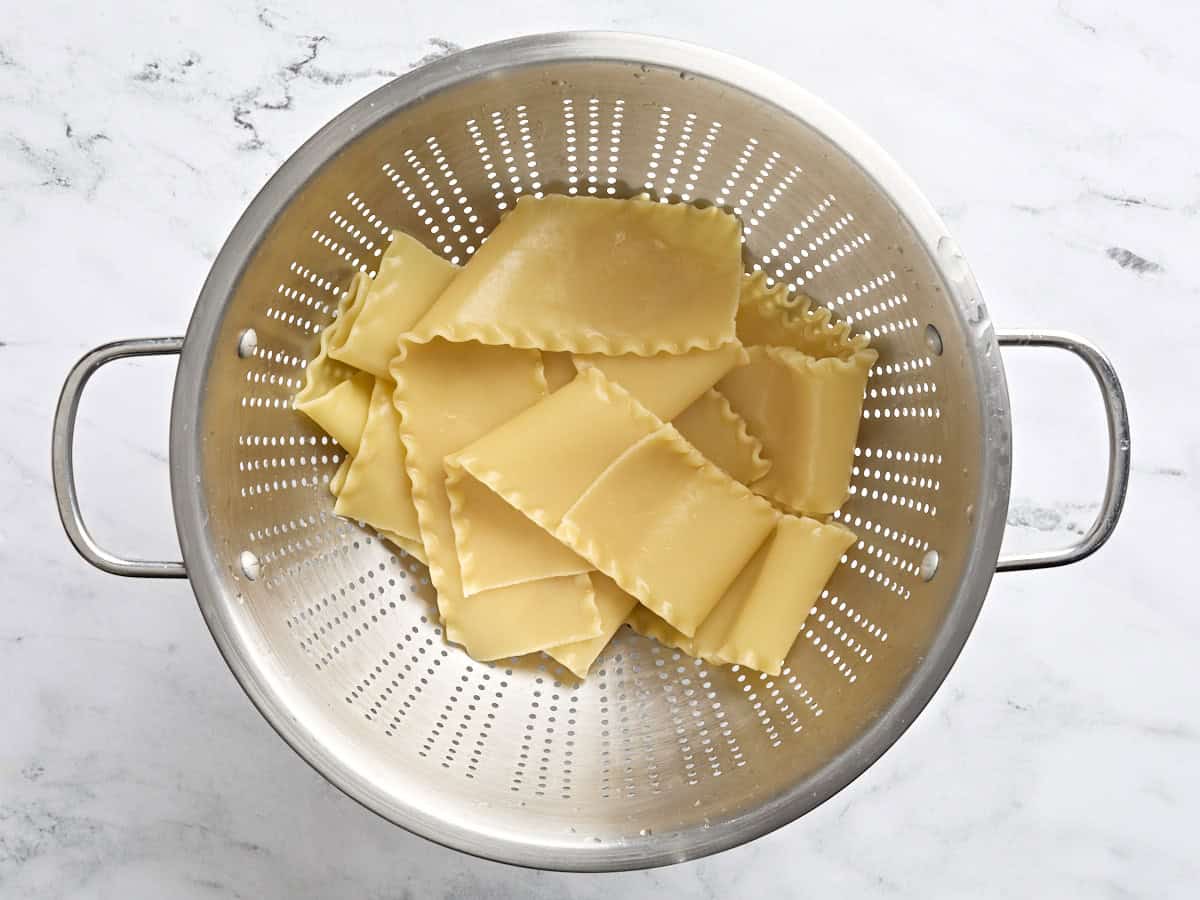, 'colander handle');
52,337,188,578
995,330,1131,572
